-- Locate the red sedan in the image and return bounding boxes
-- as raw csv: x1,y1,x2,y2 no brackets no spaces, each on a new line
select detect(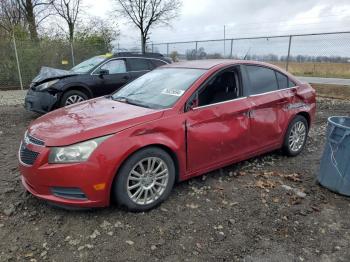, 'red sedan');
19,60,316,211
